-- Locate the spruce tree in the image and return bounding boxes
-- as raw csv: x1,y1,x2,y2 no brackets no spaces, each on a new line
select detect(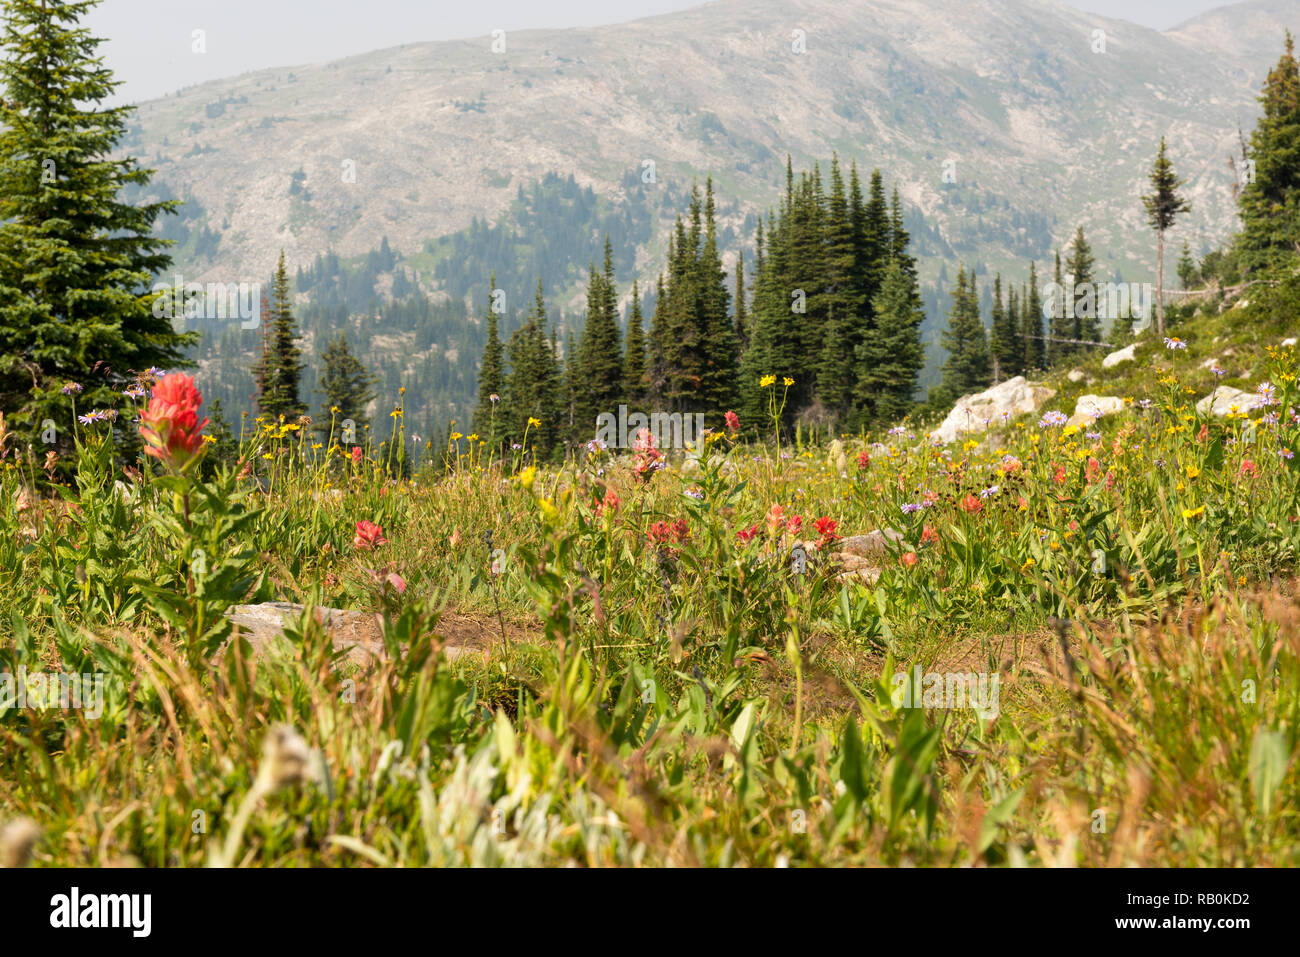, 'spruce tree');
1141,137,1191,335
697,178,736,416
317,332,377,442
1066,227,1098,344
574,237,622,434
939,266,990,400
1176,241,1199,289
859,260,924,425
0,0,193,438
1237,33,1300,274
623,279,648,406
1023,263,1045,372
252,250,305,420
503,279,561,457
989,274,1022,381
